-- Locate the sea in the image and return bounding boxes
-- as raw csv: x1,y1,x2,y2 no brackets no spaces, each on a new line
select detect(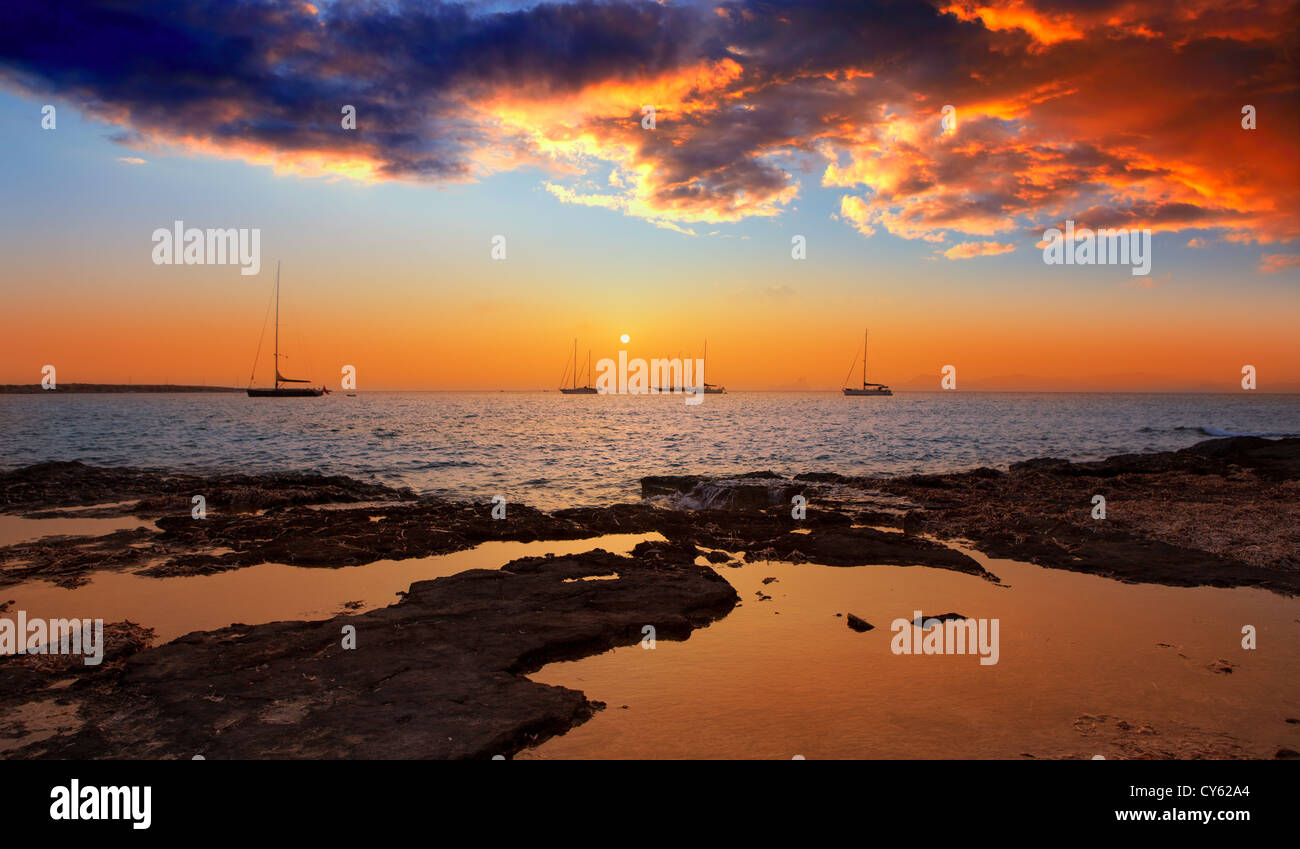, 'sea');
2,391,1297,510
